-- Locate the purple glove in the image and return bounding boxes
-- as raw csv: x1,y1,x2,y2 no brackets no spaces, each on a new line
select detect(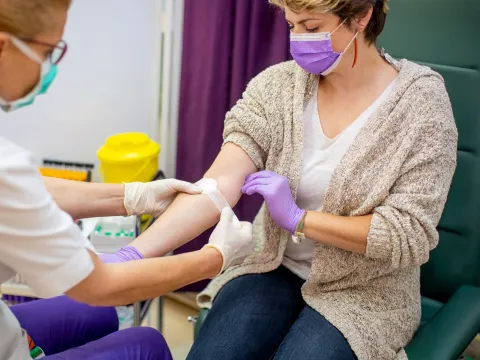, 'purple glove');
242,171,305,234
99,246,144,264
